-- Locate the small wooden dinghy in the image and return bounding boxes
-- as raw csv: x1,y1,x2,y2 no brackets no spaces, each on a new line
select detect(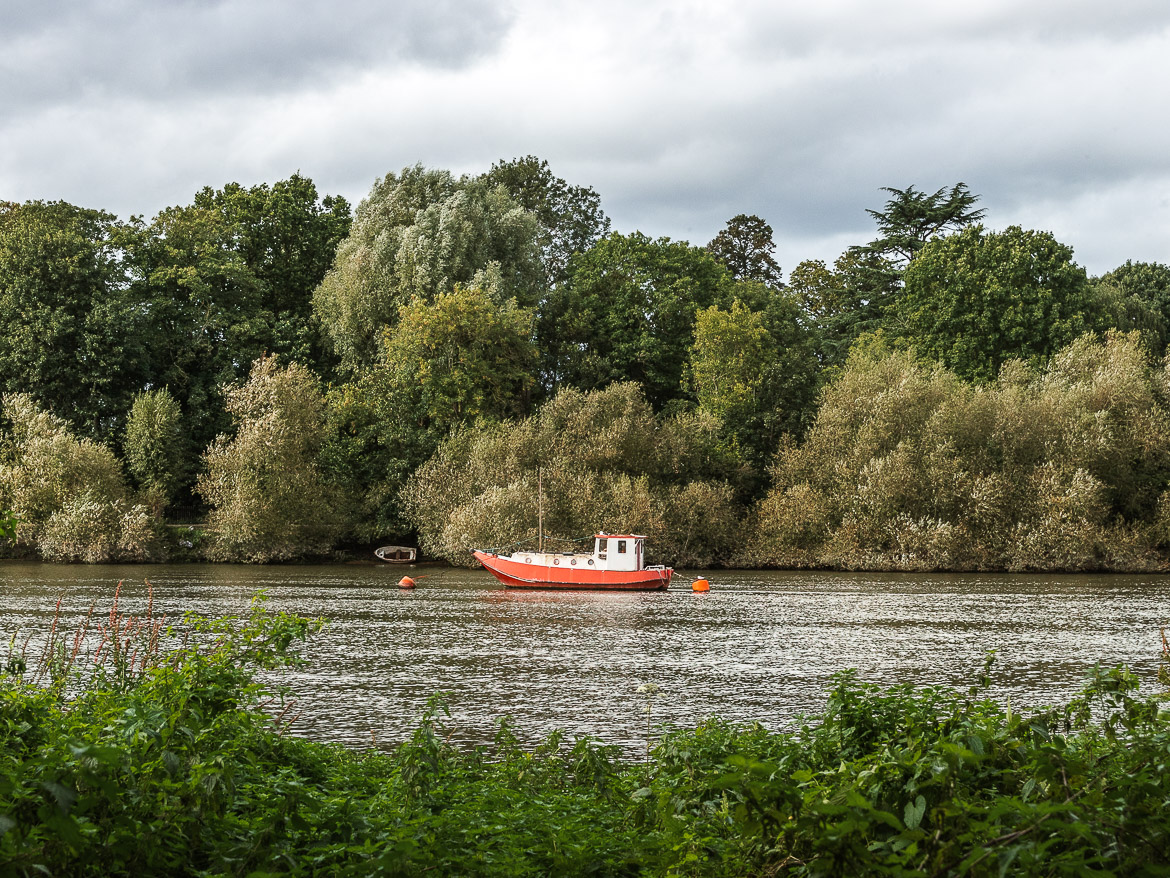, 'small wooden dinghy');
375,545,417,563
